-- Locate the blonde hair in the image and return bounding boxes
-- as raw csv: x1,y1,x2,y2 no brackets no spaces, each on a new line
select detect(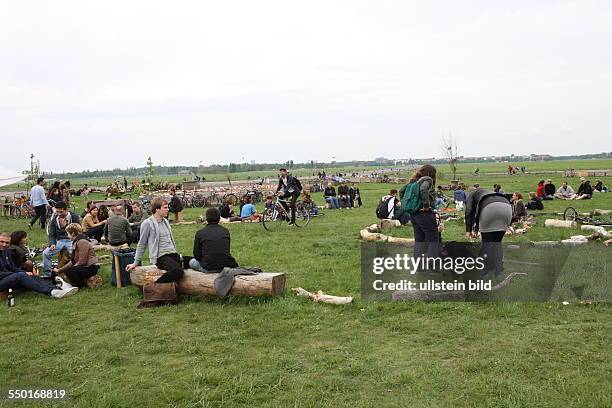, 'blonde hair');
66,223,83,237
